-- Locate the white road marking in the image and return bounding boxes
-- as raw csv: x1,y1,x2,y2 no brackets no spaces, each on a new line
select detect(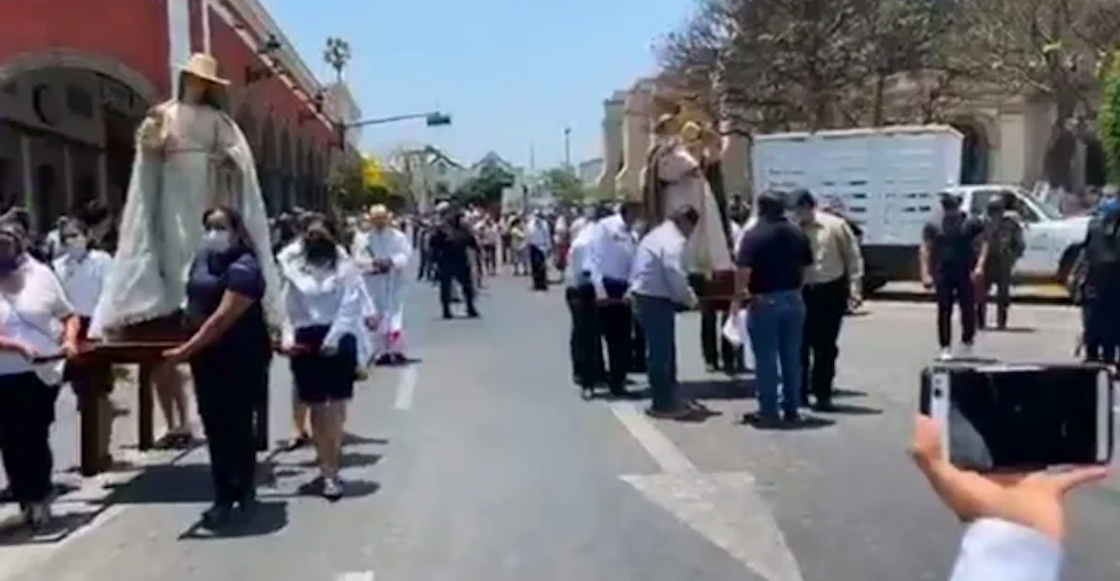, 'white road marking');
0,505,128,581
393,366,418,410
336,572,374,581
608,401,696,475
